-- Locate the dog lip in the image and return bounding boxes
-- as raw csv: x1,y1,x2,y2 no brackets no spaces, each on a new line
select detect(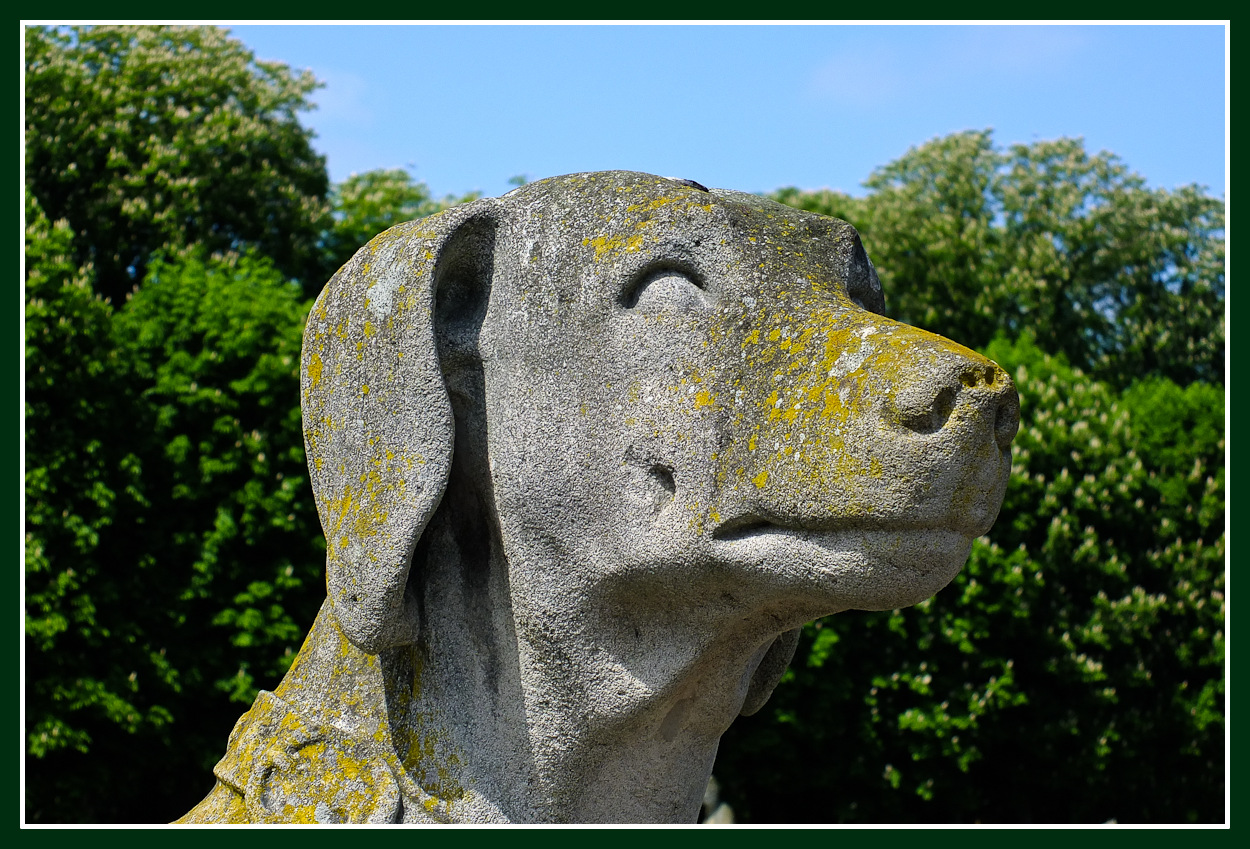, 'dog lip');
709,515,954,542
709,516,777,541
